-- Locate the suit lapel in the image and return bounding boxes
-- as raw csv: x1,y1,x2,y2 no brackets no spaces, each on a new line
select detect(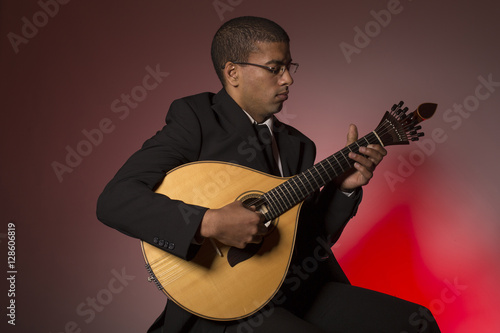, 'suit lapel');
211,89,271,173
210,89,304,176
273,118,302,177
